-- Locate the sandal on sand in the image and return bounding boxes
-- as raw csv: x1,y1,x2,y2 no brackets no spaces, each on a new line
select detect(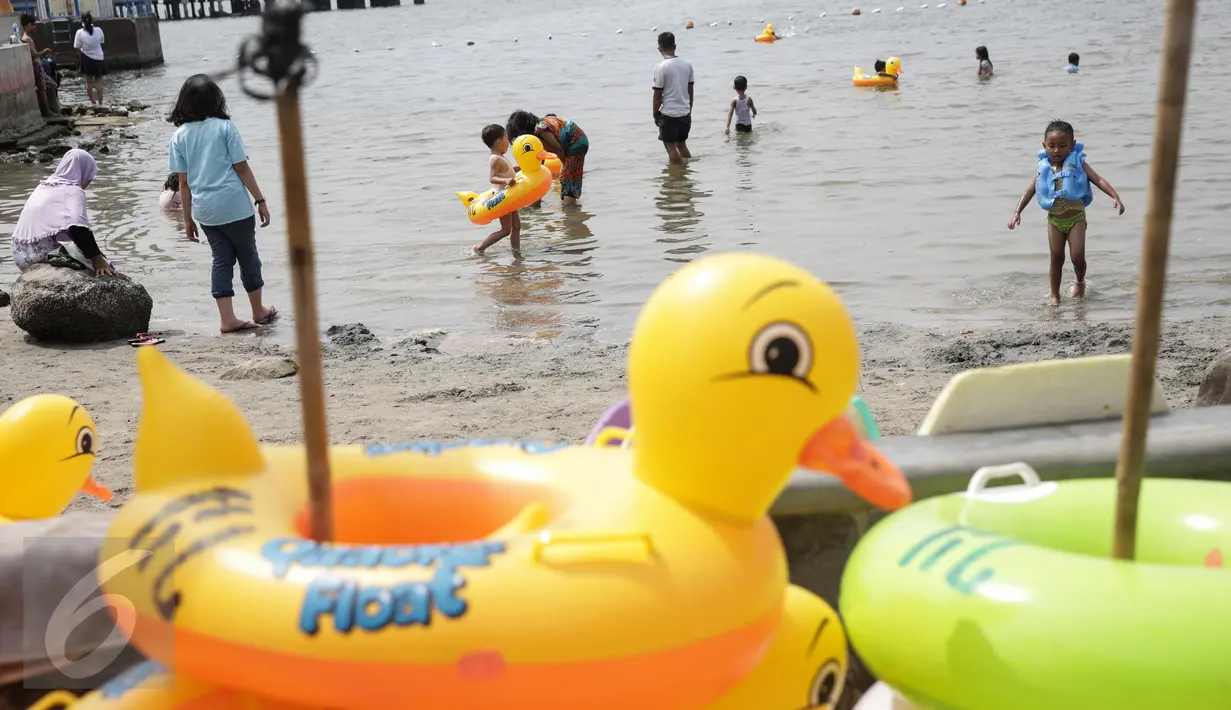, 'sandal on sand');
258,305,279,325
221,321,261,334
128,333,165,347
